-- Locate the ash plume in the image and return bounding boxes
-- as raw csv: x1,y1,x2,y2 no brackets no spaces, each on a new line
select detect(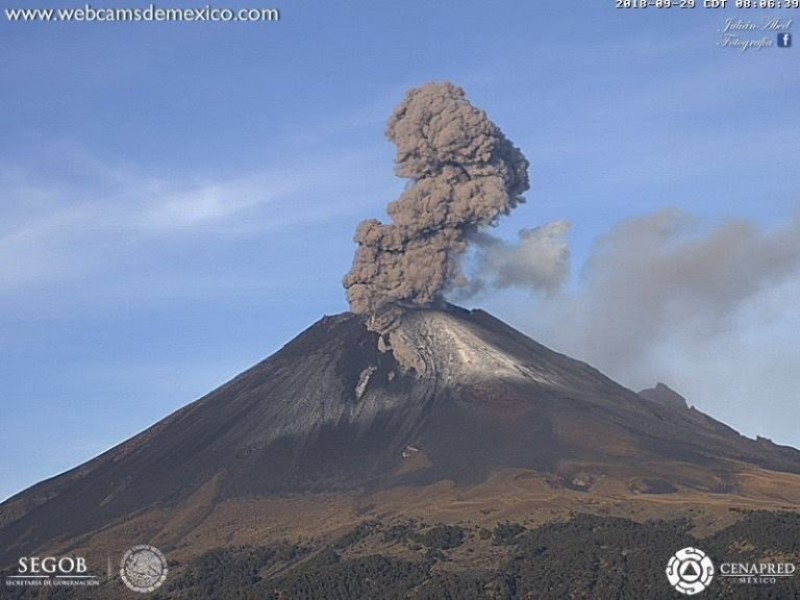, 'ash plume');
343,82,529,317
517,209,800,443
531,209,800,379
462,221,571,298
